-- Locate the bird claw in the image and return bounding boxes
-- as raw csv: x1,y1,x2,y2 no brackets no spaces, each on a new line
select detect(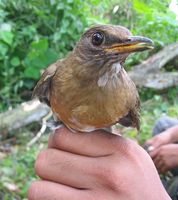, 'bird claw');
46,120,64,130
